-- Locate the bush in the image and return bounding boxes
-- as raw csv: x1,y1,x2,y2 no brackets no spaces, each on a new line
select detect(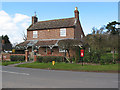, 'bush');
101,54,113,65
10,55,25,61
37,56,63,63
84,51,118,65
37,56,43,63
